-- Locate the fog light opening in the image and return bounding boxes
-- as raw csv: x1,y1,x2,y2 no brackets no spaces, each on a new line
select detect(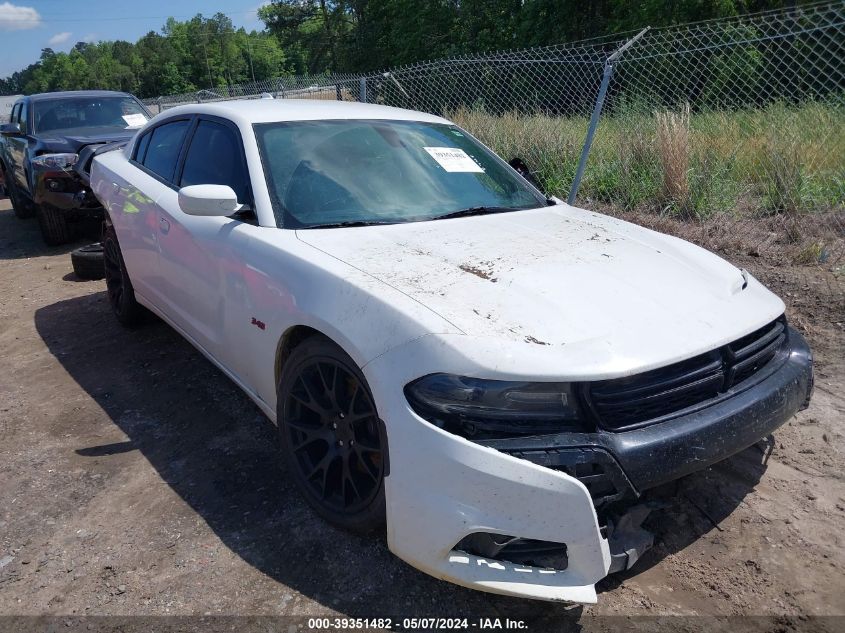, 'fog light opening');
455,532,568,571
